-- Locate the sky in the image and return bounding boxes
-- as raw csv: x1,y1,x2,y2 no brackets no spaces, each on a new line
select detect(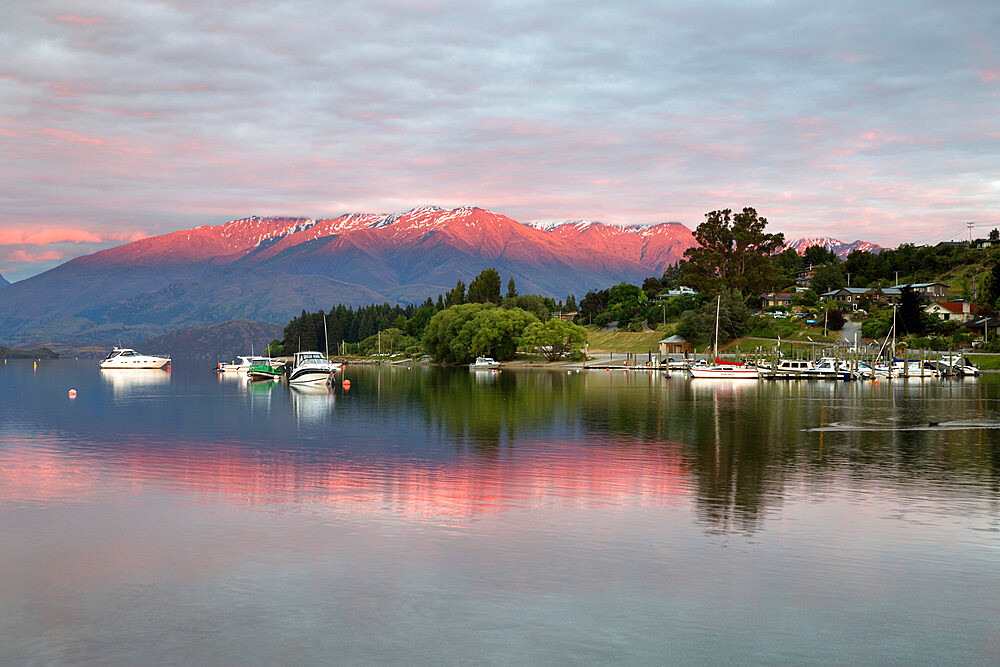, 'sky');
1,0,999,281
